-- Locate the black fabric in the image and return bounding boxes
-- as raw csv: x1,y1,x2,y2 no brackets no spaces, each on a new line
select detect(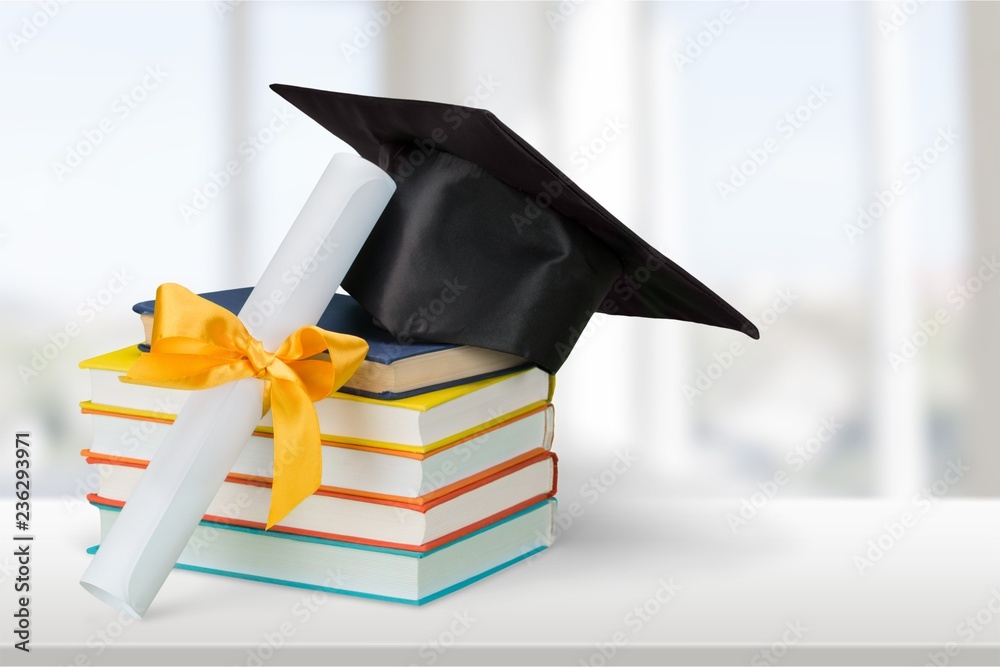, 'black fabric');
270,84,759,373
